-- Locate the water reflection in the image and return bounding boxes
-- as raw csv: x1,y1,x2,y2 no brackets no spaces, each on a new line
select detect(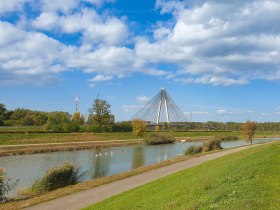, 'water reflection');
92,148,110,179
132,146,144,169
